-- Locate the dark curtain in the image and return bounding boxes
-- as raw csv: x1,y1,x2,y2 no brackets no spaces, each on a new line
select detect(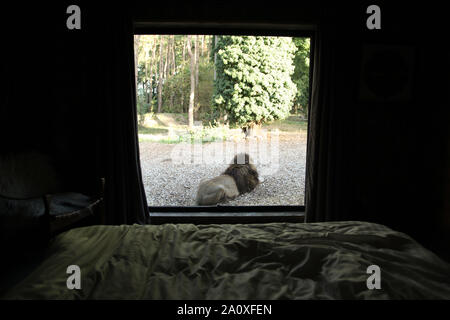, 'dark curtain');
305,19,354,223
87,4,149,225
